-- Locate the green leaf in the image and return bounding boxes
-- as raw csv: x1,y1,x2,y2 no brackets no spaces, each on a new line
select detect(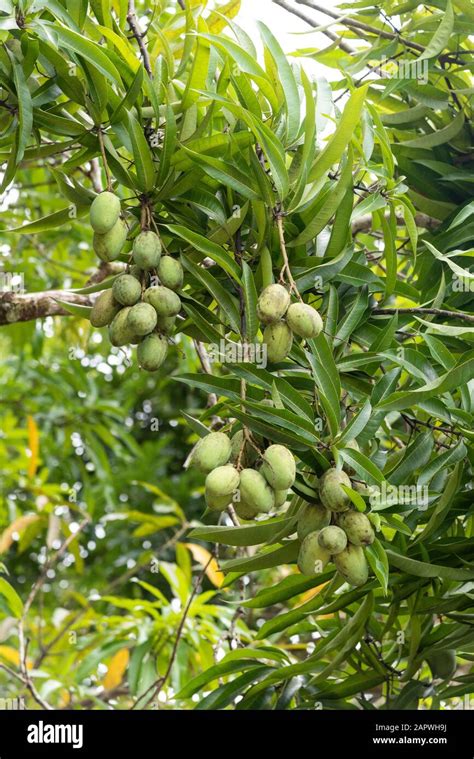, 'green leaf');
241,261,258,340
53,299,93,318
182,18,211,109
418,1,454,61
0,577,23,618
188,517,295,547
127,113,156,192
308,85,368,184
257,22,300,144
387,550,474,581
400,110,464,148
166,224,241,281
